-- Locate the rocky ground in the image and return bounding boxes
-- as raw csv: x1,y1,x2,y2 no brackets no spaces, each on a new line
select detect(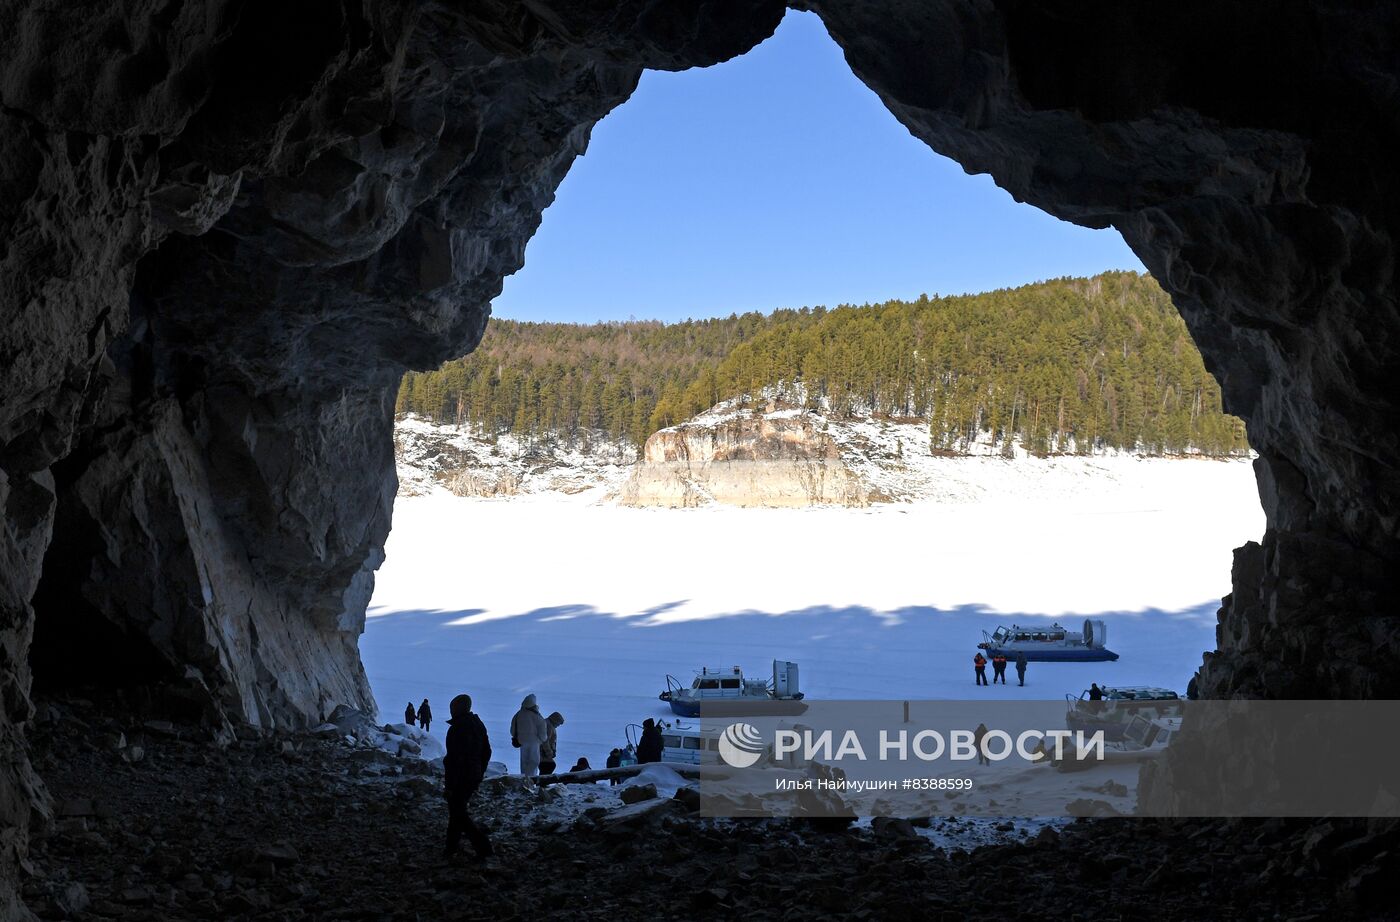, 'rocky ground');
21,697,1393,921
